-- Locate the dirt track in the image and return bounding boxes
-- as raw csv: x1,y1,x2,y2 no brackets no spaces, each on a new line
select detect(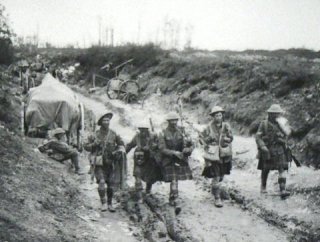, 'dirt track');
76,90,293,242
